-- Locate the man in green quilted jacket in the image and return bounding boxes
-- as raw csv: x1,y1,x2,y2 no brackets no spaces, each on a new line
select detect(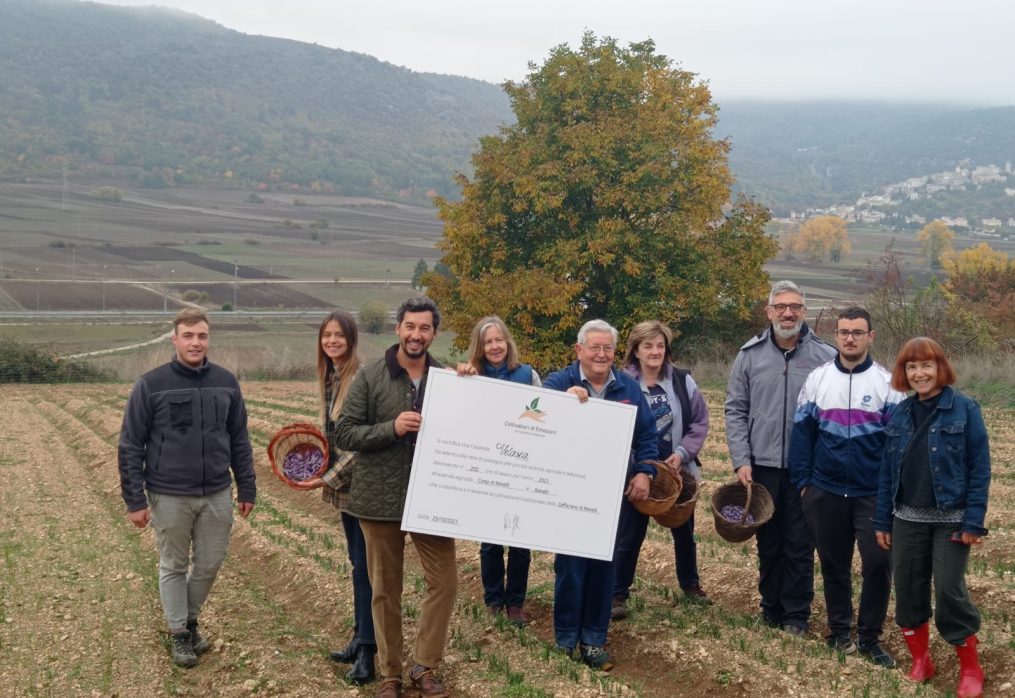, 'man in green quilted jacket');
336,296,454,698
